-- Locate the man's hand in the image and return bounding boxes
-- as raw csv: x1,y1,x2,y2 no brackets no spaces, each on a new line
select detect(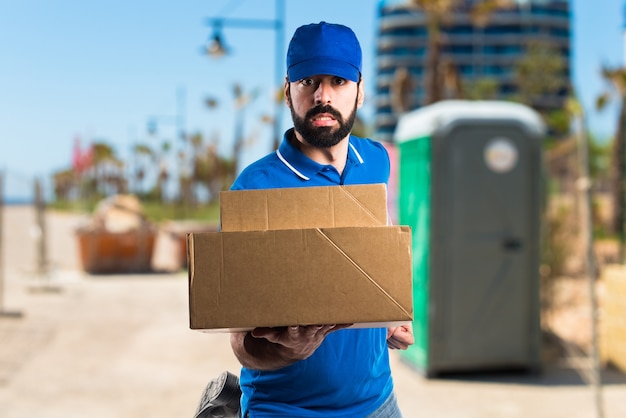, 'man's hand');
231,324,351,370
252,325,346,361
386,323,414,350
